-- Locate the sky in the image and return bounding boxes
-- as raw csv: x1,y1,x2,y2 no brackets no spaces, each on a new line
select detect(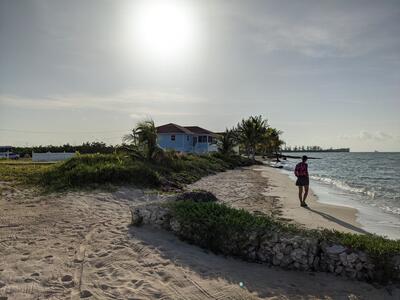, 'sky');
0,0,399,151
